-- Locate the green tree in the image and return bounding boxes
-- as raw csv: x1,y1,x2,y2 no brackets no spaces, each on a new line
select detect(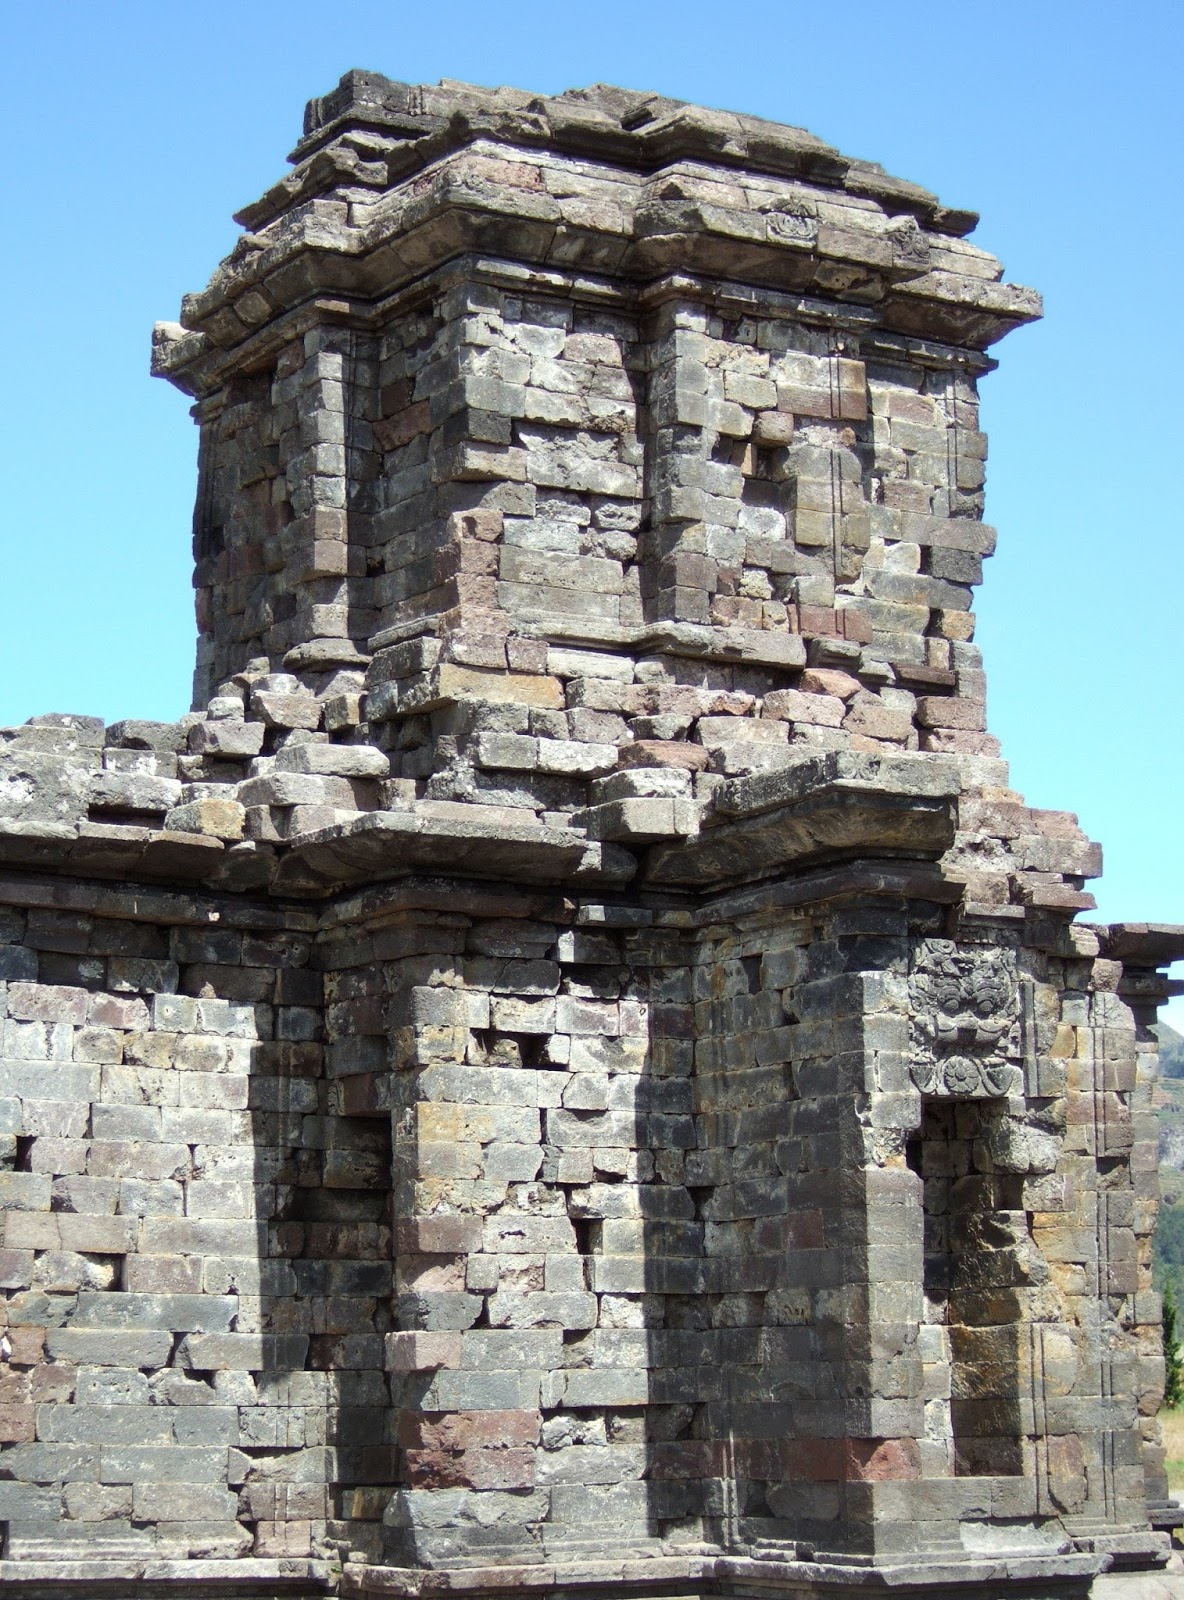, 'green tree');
1165,1281,1184,1411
